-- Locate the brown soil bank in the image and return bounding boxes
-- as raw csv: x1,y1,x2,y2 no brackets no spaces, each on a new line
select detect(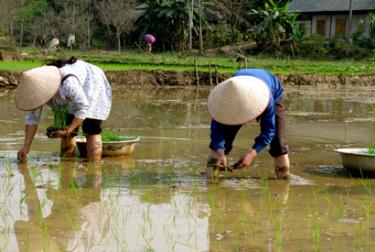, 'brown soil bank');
1,70,375,90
